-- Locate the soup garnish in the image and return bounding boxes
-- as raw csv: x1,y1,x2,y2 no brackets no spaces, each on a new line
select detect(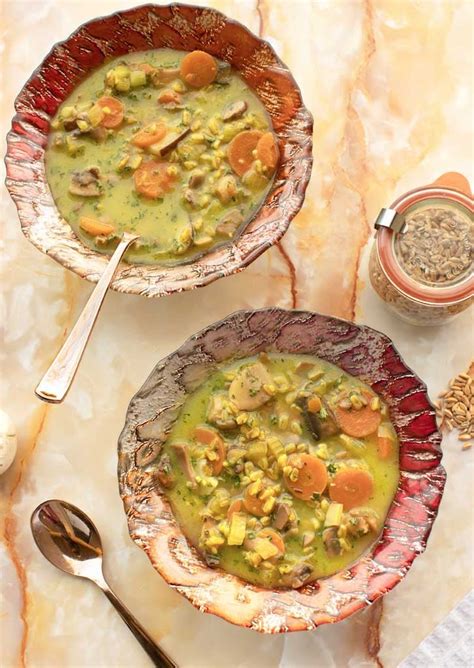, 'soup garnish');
46,49,278,264
157,354,399,589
